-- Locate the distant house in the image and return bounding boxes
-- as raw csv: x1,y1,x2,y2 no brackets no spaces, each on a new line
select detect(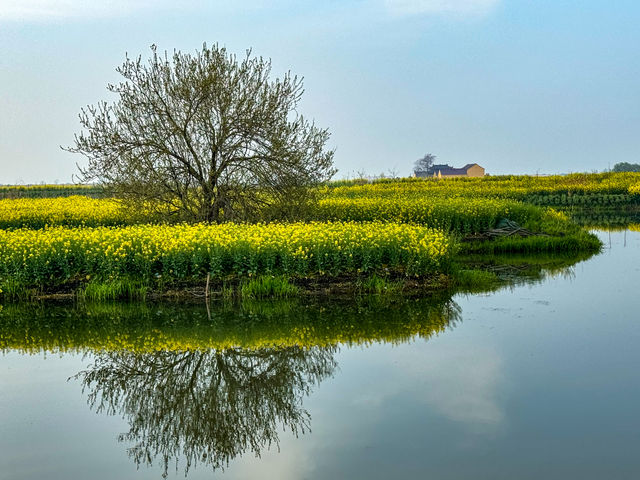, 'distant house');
414,163,485,178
